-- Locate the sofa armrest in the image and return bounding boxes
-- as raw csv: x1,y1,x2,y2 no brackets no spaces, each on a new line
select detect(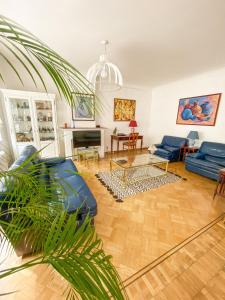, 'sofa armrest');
39,157,66,166
186,152,205,159
155,143,163,148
